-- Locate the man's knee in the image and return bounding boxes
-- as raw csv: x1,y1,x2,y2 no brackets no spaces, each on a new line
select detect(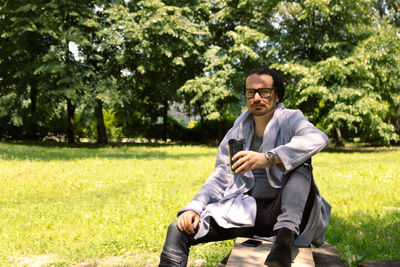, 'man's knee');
166,221,184,240
165,221,191,246
290,162,312,180
167,221,179,234
283,163,312,194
